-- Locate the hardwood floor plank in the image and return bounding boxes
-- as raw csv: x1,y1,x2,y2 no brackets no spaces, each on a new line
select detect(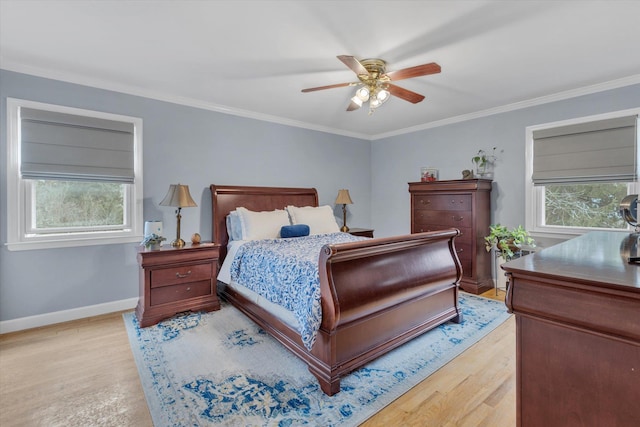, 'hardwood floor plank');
0,290,514,426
